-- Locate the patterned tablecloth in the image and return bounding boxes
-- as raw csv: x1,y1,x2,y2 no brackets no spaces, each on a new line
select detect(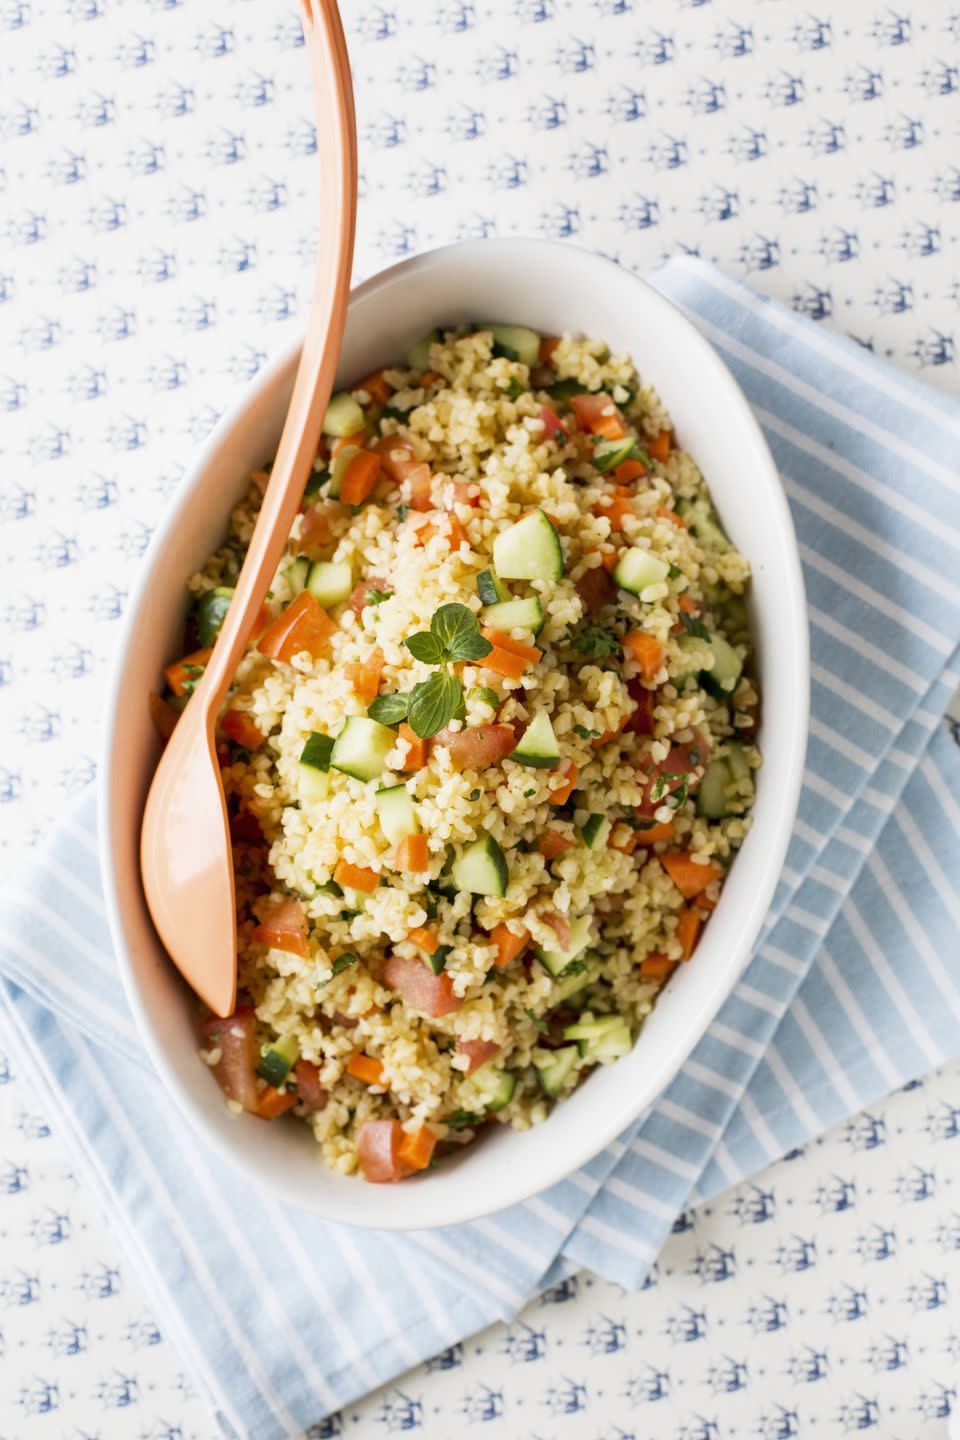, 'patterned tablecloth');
2,0,960,1435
